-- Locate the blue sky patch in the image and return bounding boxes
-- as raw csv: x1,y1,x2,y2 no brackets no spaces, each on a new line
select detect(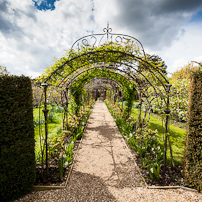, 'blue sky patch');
190,10,202,23
33,0,59,11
